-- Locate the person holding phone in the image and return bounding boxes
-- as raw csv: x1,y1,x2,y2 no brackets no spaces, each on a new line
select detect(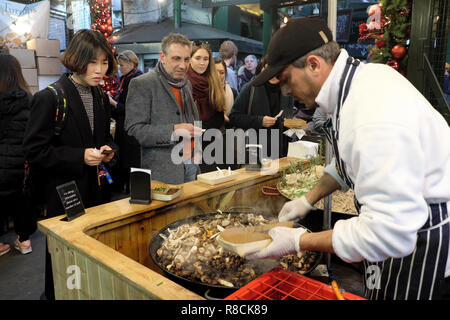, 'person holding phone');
23,29,118,300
